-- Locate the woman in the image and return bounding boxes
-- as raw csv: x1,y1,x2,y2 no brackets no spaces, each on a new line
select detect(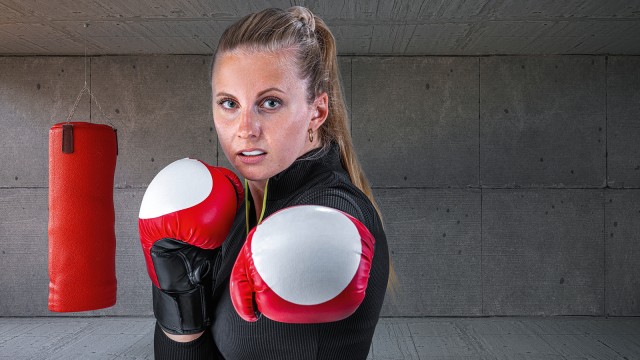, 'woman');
154,6,389,359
